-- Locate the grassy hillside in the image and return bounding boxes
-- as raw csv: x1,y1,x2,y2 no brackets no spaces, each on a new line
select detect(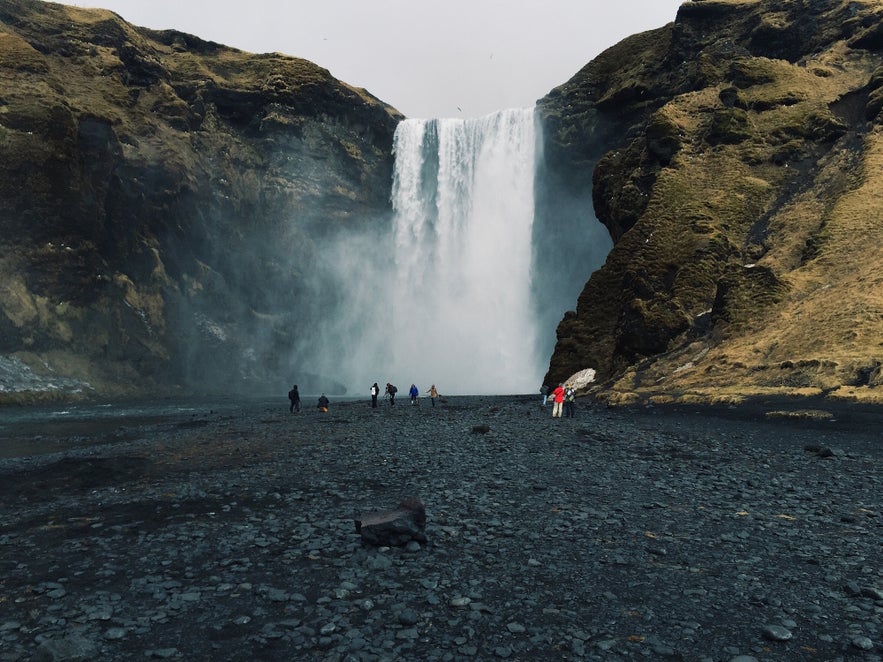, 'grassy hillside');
0,0,402,402
541,0,883,406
